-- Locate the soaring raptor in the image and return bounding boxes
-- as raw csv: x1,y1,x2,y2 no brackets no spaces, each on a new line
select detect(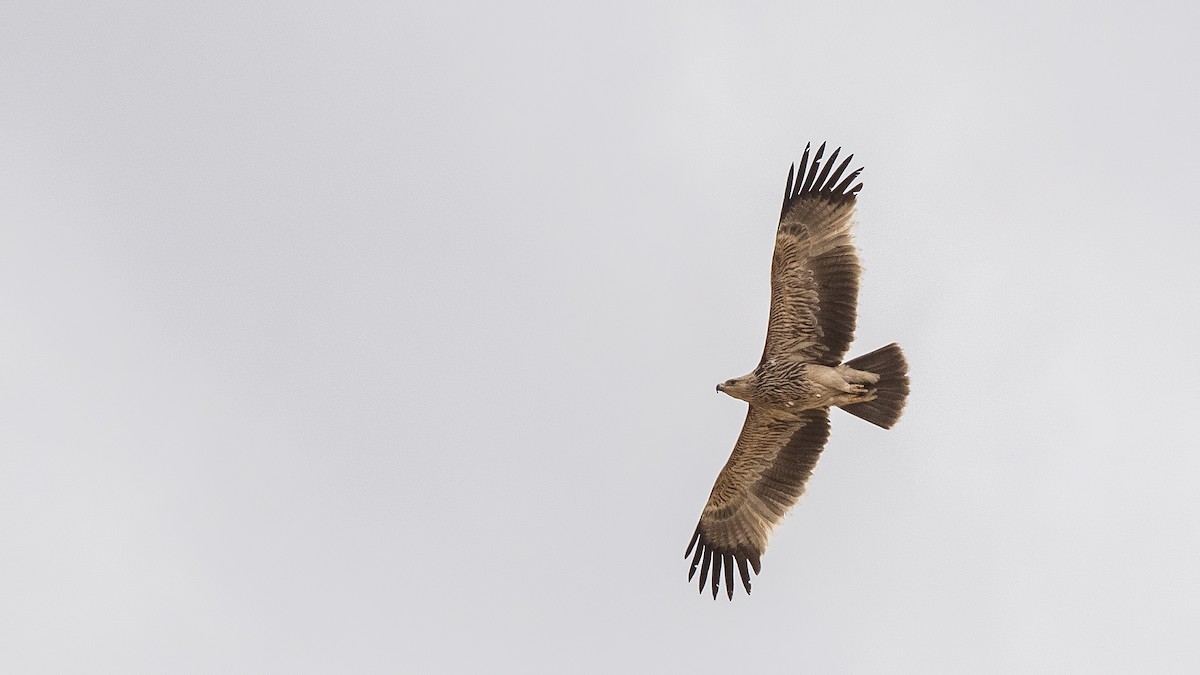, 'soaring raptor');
685,142,909,599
